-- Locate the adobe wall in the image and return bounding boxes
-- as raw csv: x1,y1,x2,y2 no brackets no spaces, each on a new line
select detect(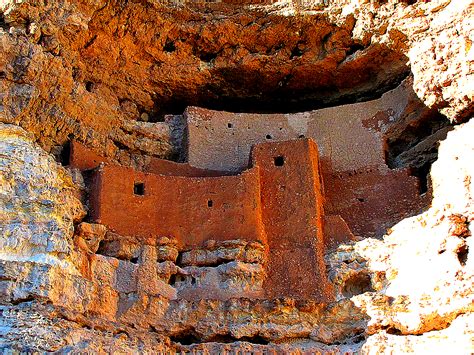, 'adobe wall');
324,166,428,237
251,139,333,301
184,82,427,238
323,215,356,252
70,140,229,177
185,80,417,173
87,138,344,301
90,165,265,248
145,157,232,177
70,140,108,171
